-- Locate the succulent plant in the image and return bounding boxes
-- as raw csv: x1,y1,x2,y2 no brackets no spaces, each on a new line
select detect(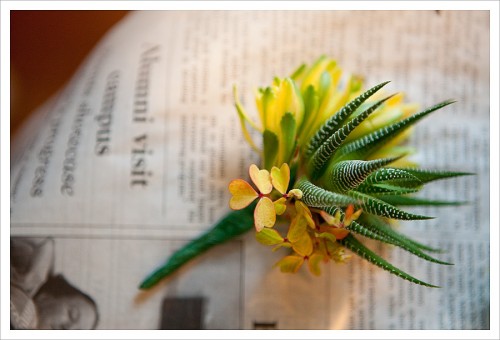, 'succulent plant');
140,56,469,290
